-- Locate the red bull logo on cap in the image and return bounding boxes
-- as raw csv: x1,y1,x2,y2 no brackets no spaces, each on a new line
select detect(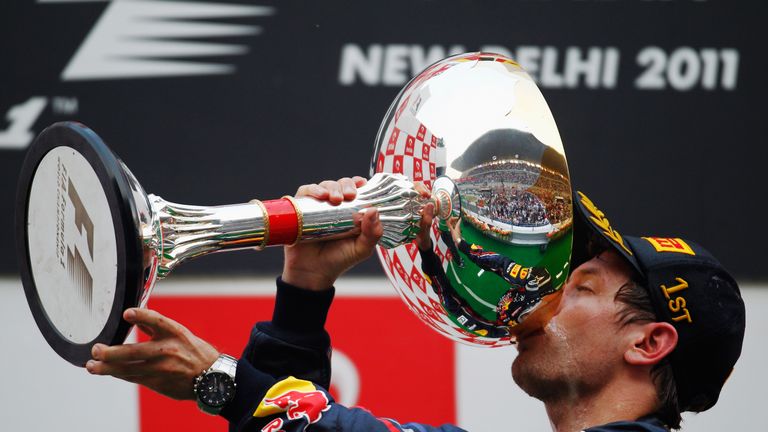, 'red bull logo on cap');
254,377,331,428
